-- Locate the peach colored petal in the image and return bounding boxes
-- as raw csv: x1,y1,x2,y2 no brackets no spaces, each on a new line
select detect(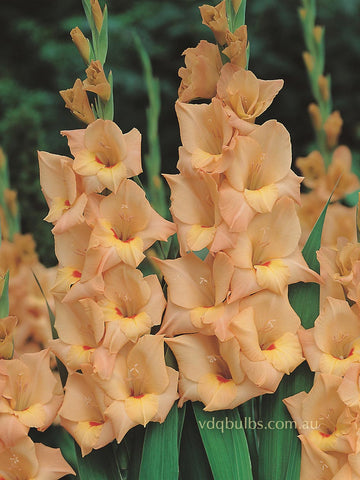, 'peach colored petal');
34,443,76,479
155,253,213,309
